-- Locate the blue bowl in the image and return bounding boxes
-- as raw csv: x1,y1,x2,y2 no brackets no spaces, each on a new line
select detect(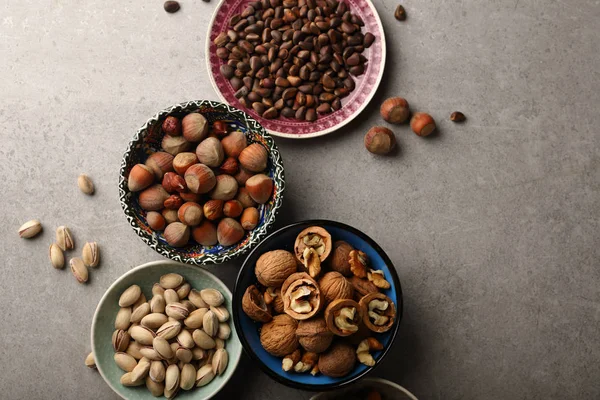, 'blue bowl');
233,220,403,391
